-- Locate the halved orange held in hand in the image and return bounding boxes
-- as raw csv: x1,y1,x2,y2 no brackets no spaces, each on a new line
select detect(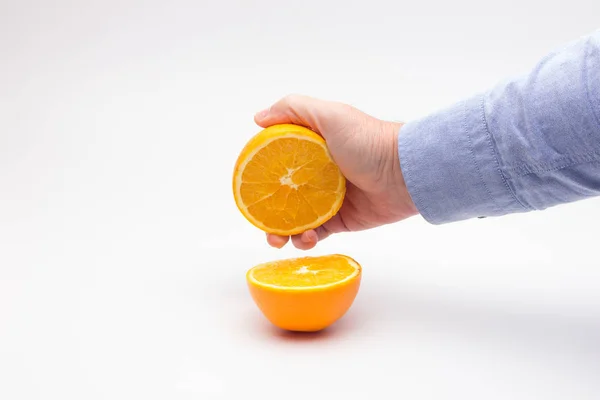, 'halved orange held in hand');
233,124,346,236
246,254,361,332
